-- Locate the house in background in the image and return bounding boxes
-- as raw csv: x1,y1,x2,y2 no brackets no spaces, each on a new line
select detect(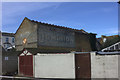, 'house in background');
2,32,15,51
15,17,97,52
101,41,120,51
99,35,119,45
97,35,120,50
